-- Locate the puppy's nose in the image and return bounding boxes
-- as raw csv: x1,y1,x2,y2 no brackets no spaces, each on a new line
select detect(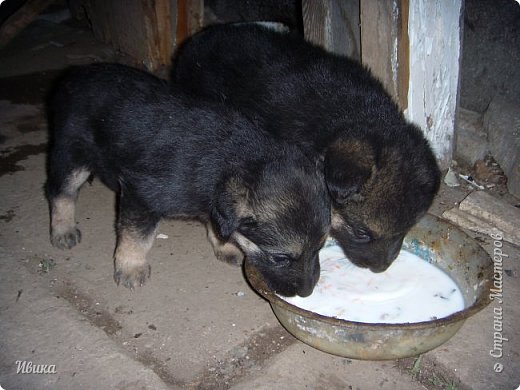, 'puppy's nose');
296,275,319,297
369,247,401,273
369,264,390,273
370,237,404,273
297,284,314,297
297,258,321,296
